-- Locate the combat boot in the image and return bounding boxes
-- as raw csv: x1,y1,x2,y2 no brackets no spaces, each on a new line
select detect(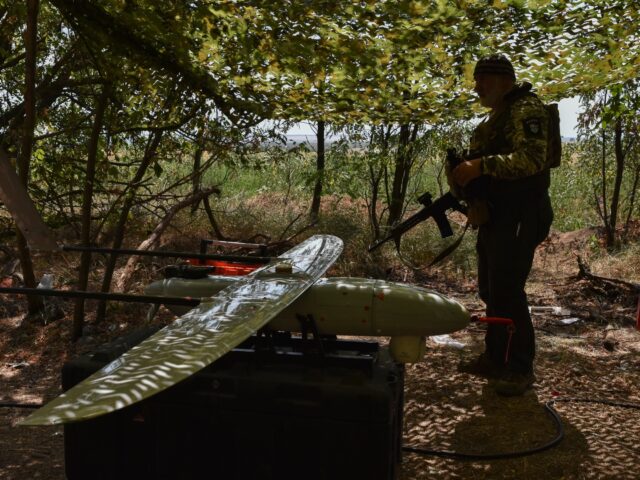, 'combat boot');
492,371,536,396
457,353,505,379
